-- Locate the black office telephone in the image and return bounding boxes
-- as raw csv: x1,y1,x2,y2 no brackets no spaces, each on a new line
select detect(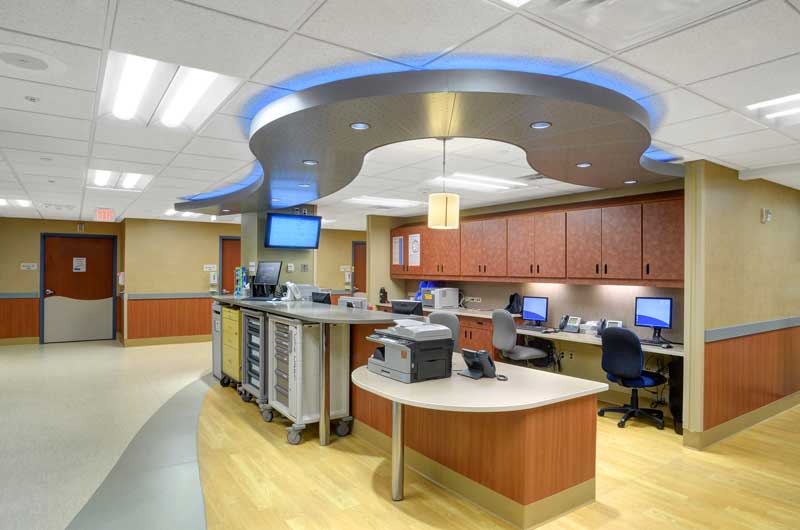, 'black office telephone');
559,314,582,333
597,319,607,337
458,349,507,381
